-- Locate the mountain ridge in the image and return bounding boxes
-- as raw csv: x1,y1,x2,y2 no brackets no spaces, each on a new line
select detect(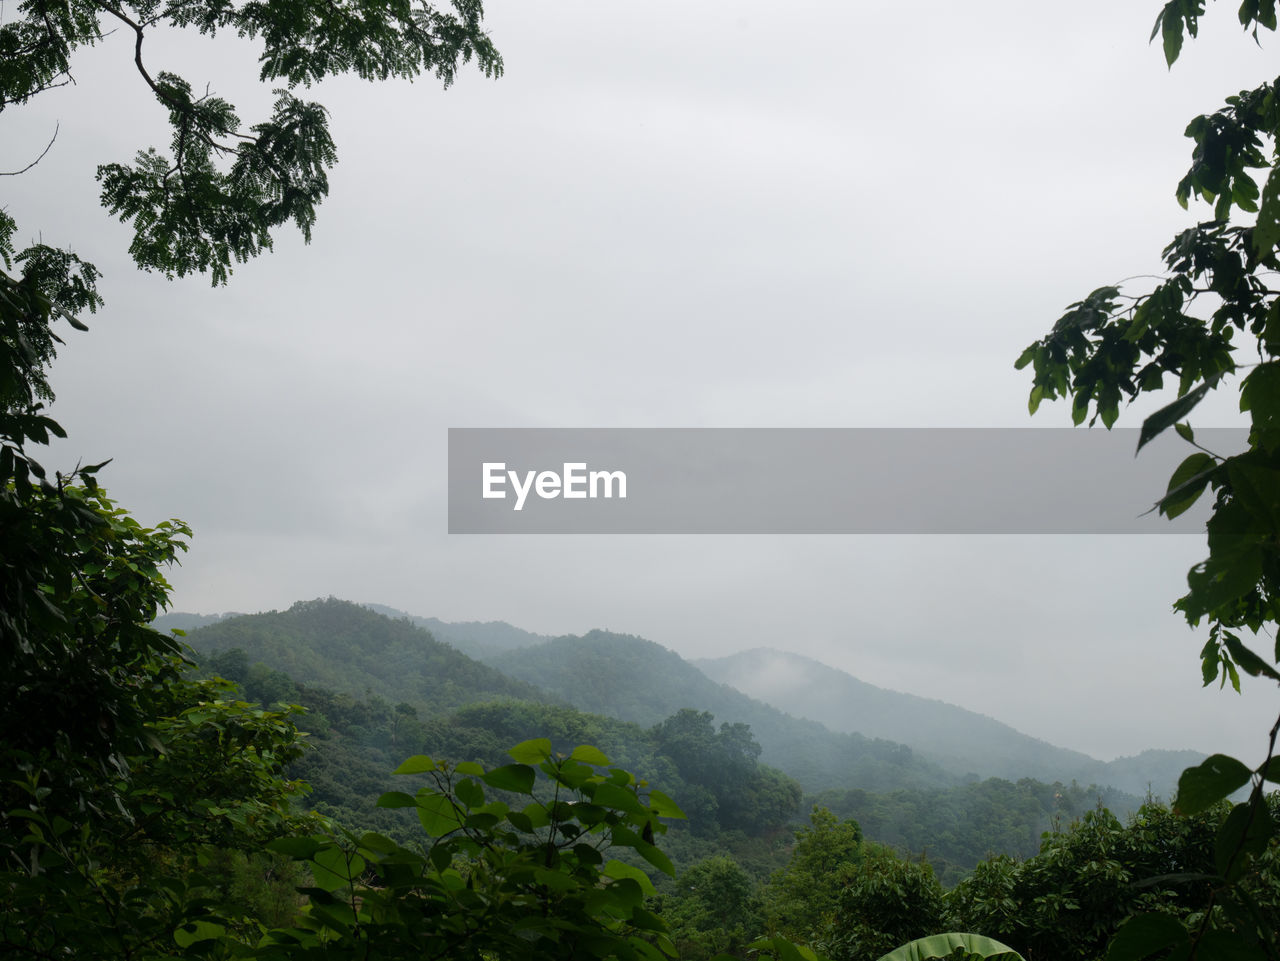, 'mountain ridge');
694,647,1201,797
